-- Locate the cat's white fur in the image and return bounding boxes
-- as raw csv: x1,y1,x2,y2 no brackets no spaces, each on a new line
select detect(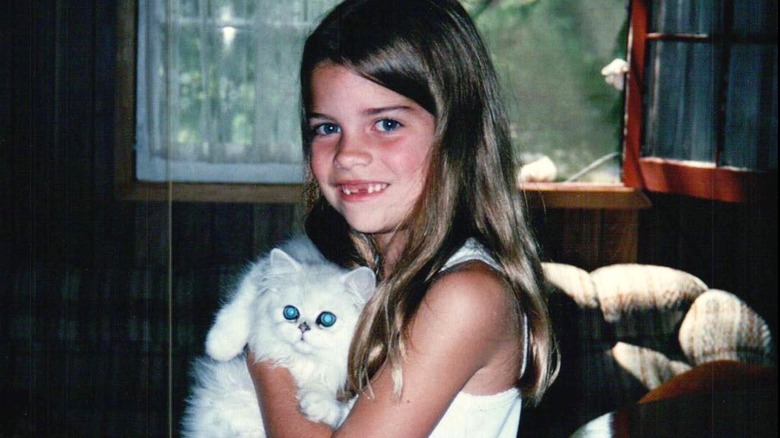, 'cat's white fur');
182,237,376,437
